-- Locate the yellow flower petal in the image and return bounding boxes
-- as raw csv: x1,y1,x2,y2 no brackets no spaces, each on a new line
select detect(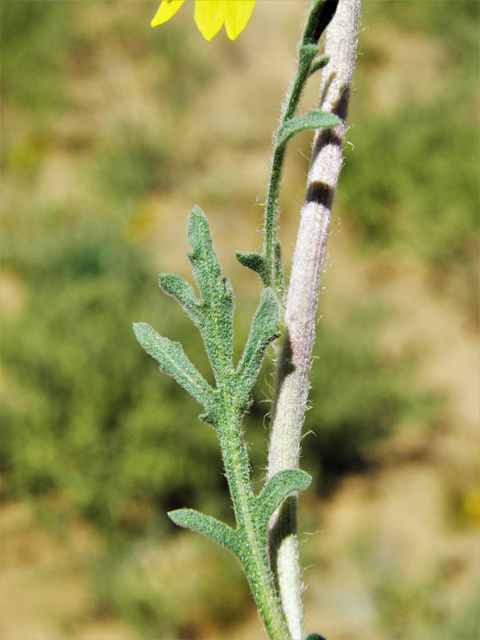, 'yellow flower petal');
194,1,225,41
224,0,255,40
152,0,256,39
151,0,186,27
